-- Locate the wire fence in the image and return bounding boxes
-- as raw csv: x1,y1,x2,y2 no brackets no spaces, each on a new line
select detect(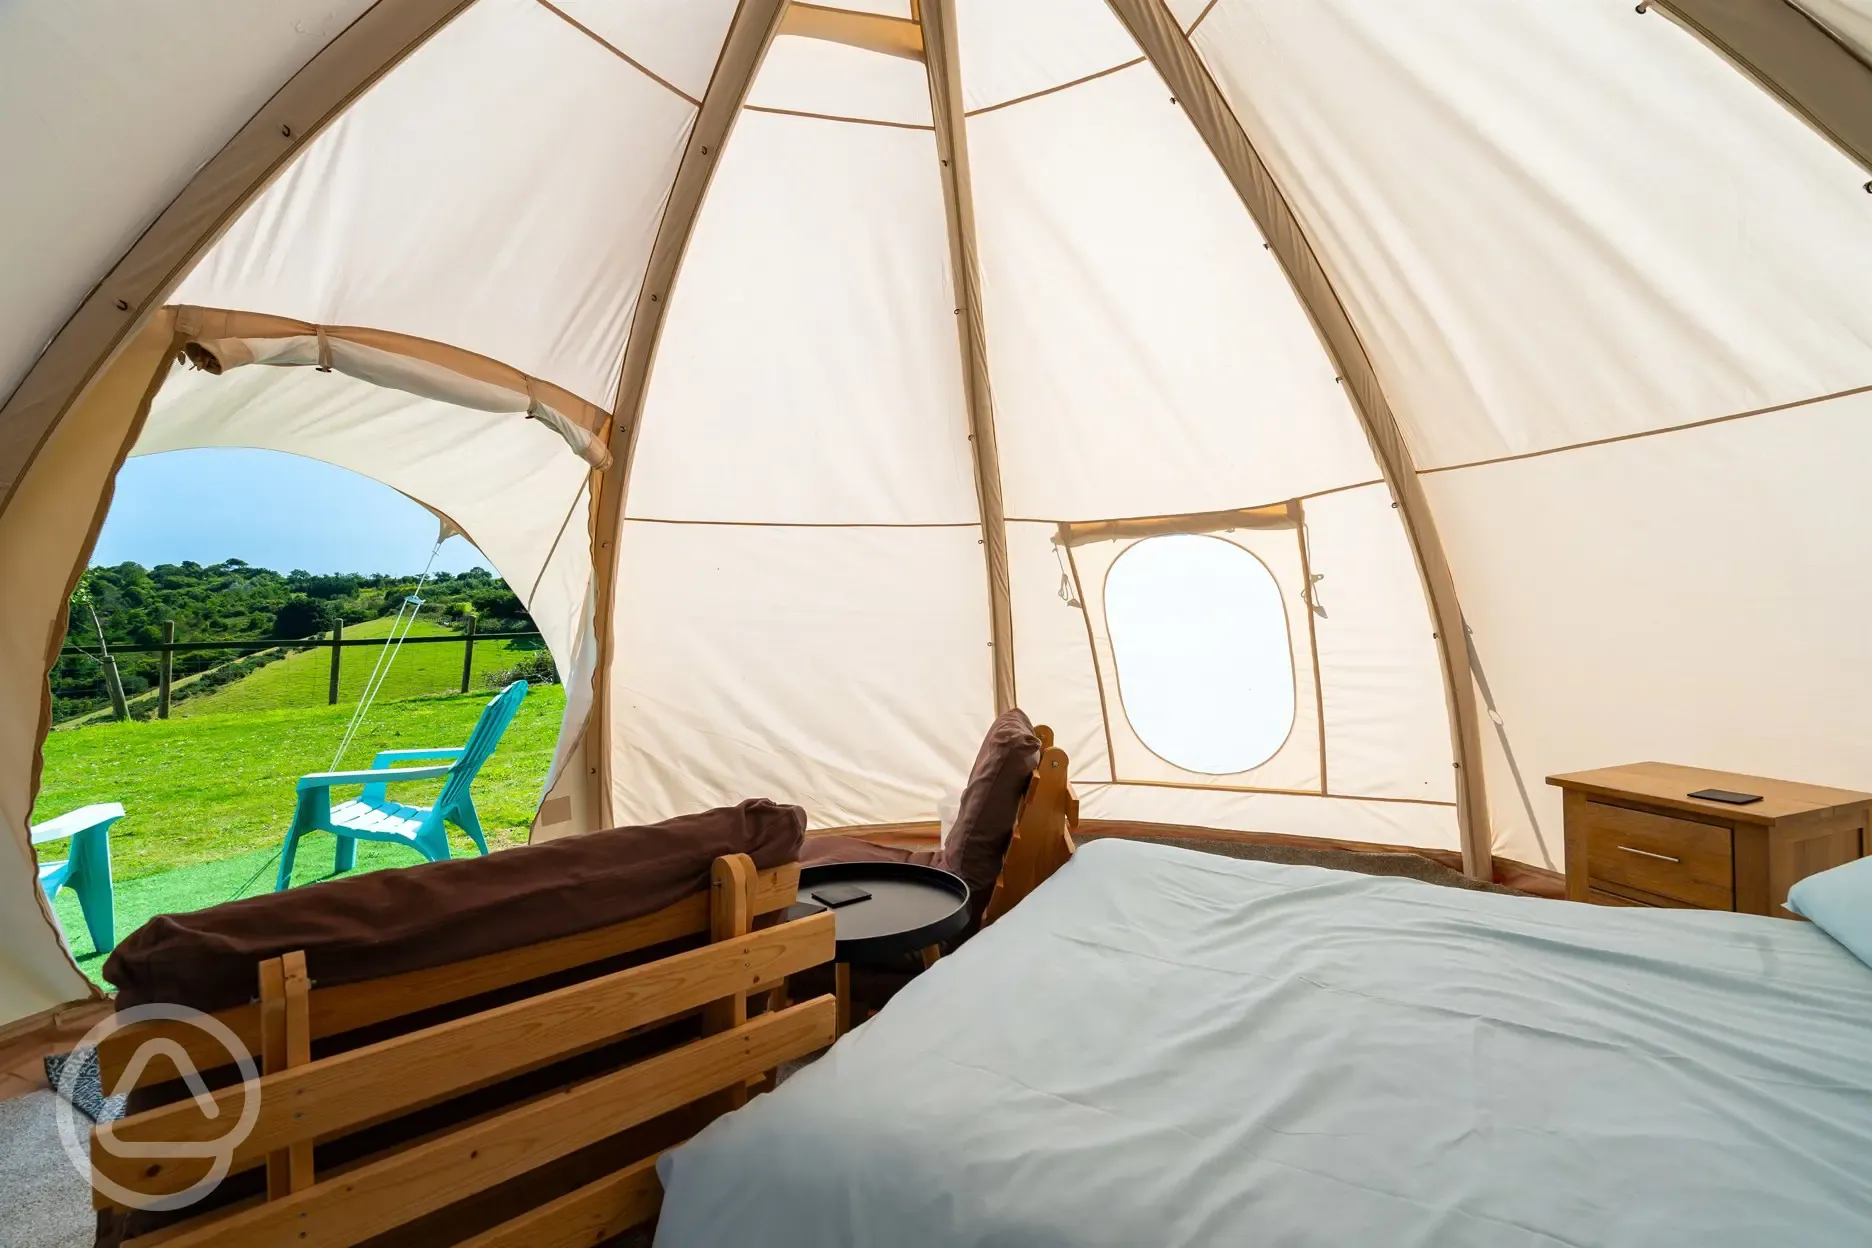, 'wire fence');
56,620,544,723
